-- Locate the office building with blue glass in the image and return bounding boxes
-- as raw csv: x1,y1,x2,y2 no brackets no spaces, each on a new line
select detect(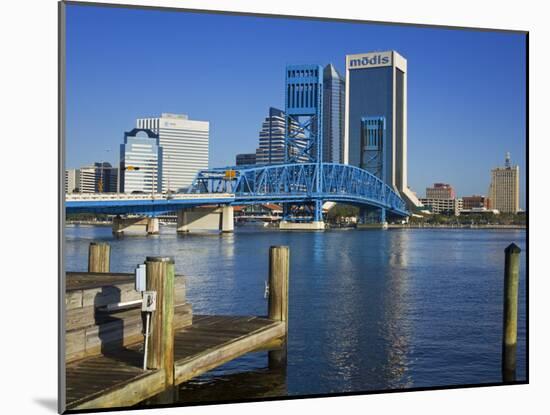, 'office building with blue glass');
345,50,421,209
120,128,162,193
